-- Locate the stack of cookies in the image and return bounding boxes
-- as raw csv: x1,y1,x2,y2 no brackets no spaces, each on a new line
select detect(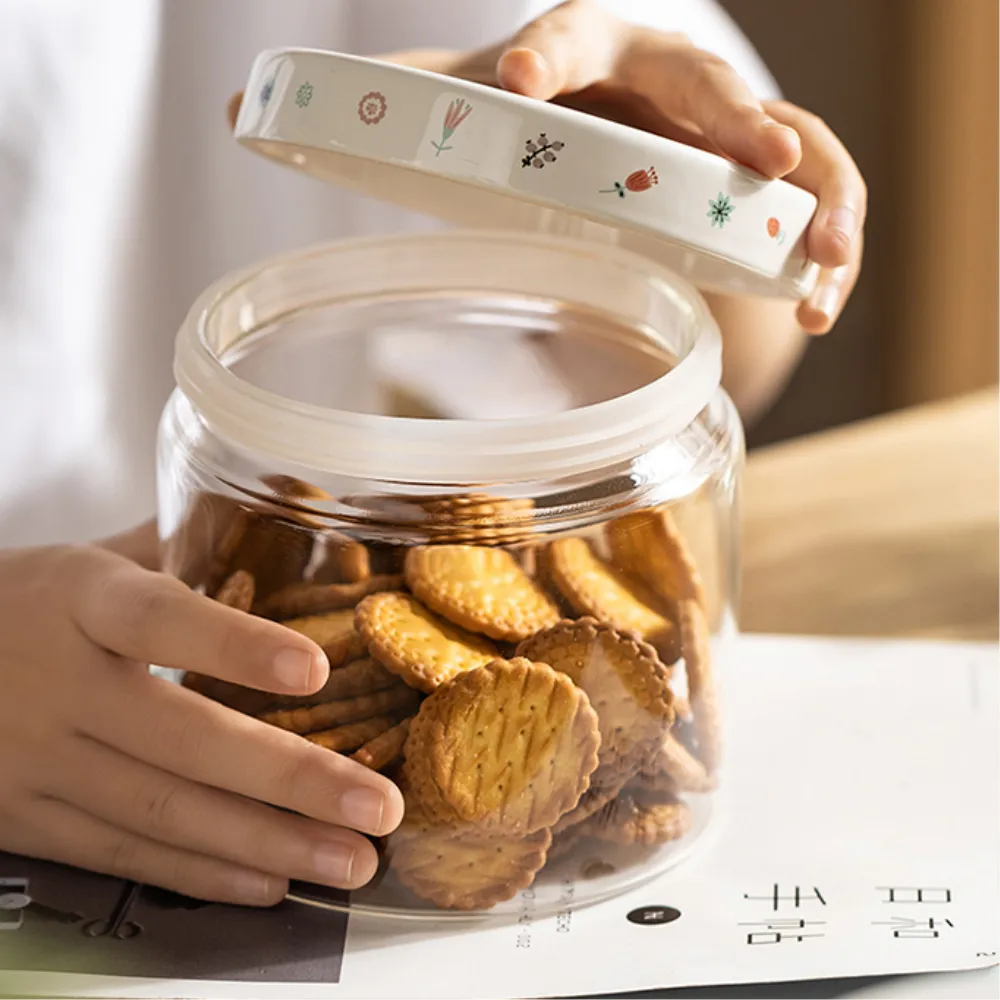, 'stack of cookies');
175,486,720,911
